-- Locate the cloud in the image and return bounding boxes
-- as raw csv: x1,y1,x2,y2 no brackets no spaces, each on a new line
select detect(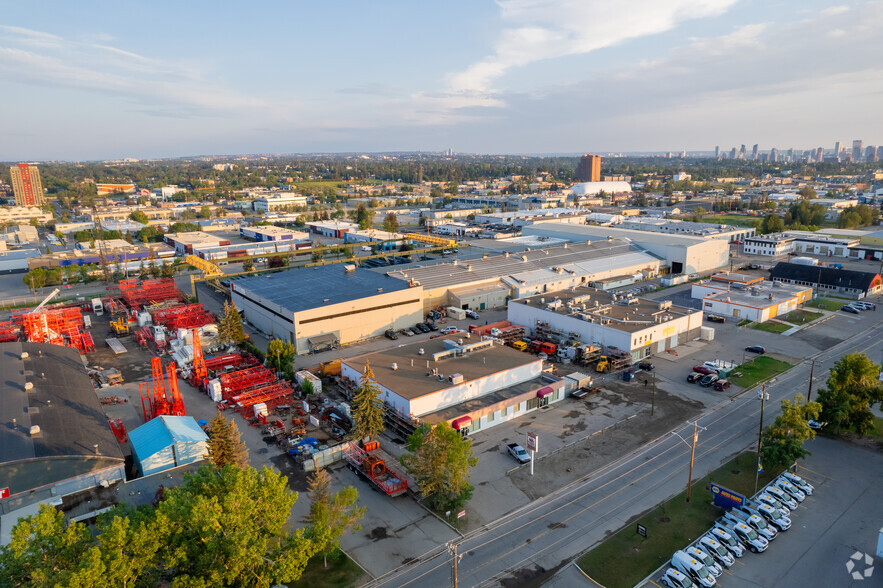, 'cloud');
0,25,284,118
447,0,739,95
